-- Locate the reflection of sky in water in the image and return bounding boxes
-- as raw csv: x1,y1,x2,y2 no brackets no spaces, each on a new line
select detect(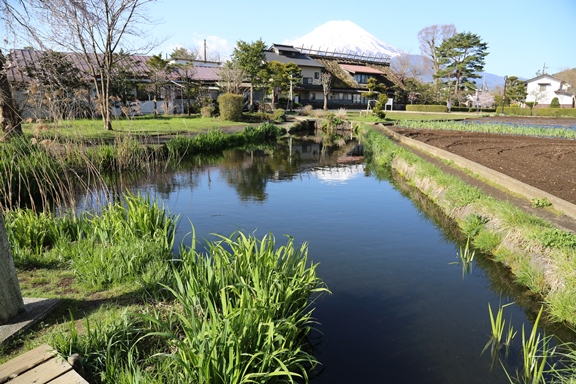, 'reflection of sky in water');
312,164,364,185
